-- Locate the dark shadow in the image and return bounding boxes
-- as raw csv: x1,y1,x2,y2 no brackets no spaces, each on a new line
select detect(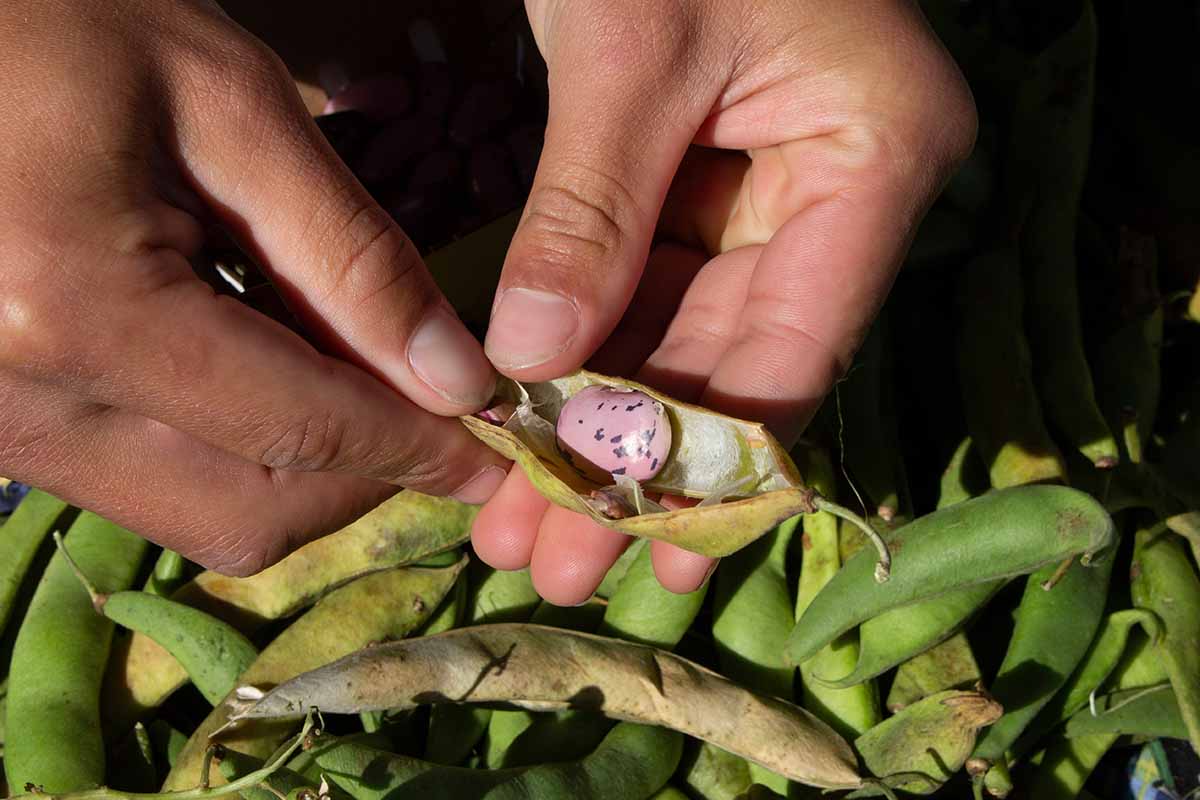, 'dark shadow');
987,658,1064,717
